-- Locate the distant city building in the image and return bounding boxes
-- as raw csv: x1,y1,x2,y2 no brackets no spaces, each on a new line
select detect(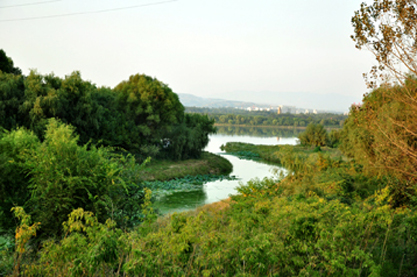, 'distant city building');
280,105,296,114
277,107,282,114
